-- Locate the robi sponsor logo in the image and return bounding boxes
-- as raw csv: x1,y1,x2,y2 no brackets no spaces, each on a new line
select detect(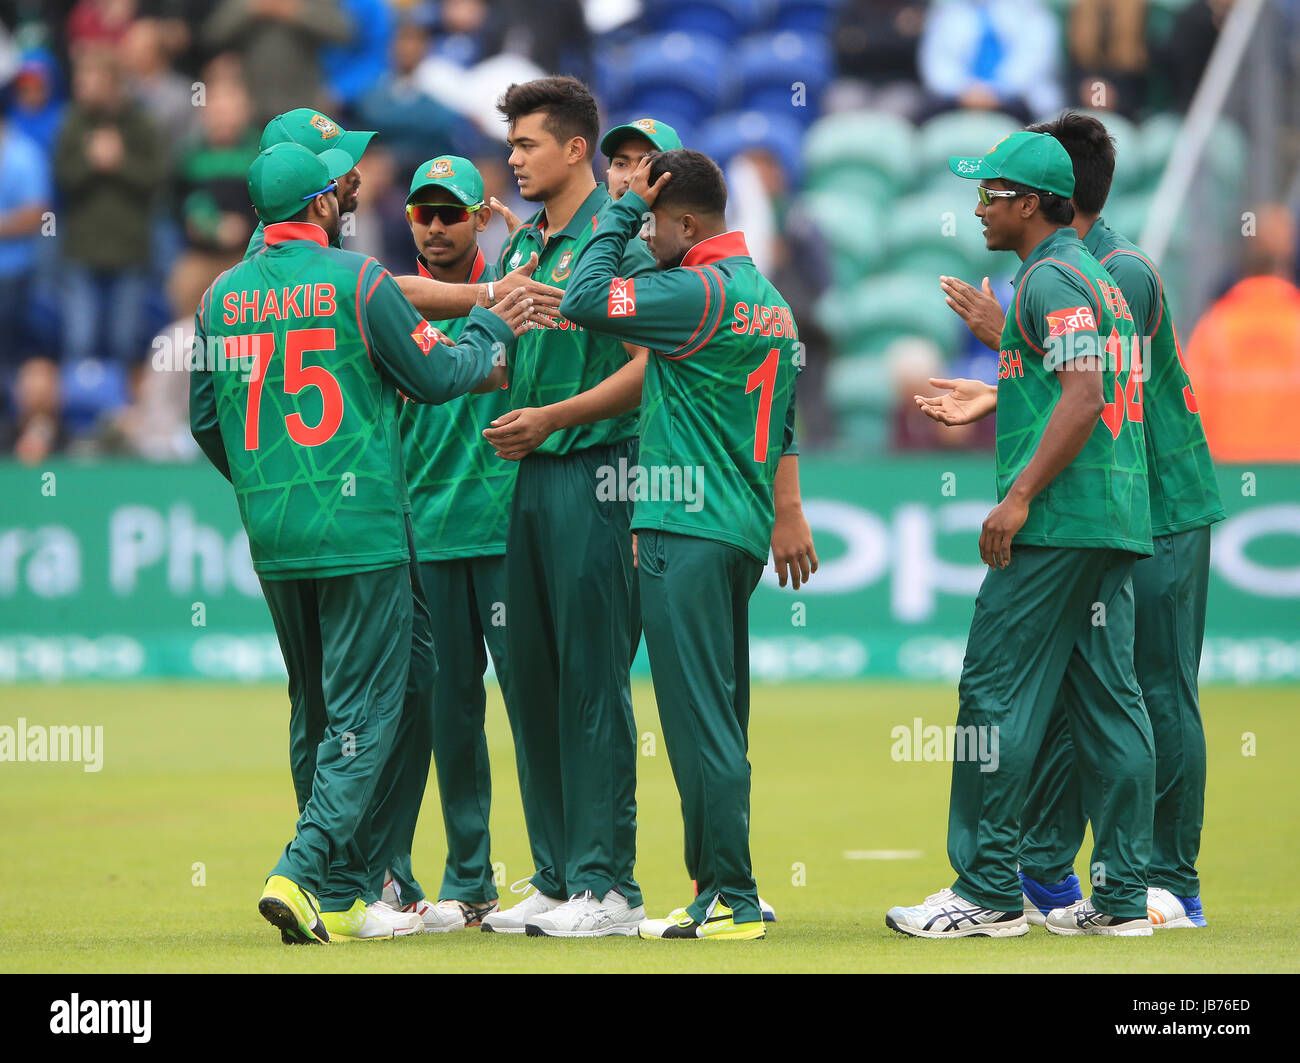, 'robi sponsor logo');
608,276,636,317
410,320,443,353
1045,305,1096,337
